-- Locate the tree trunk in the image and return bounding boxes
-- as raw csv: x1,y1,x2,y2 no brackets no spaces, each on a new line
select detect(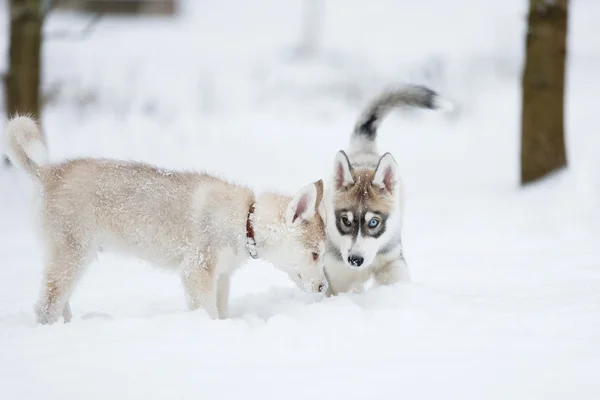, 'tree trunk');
4,0,43,166
520,0,568,184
